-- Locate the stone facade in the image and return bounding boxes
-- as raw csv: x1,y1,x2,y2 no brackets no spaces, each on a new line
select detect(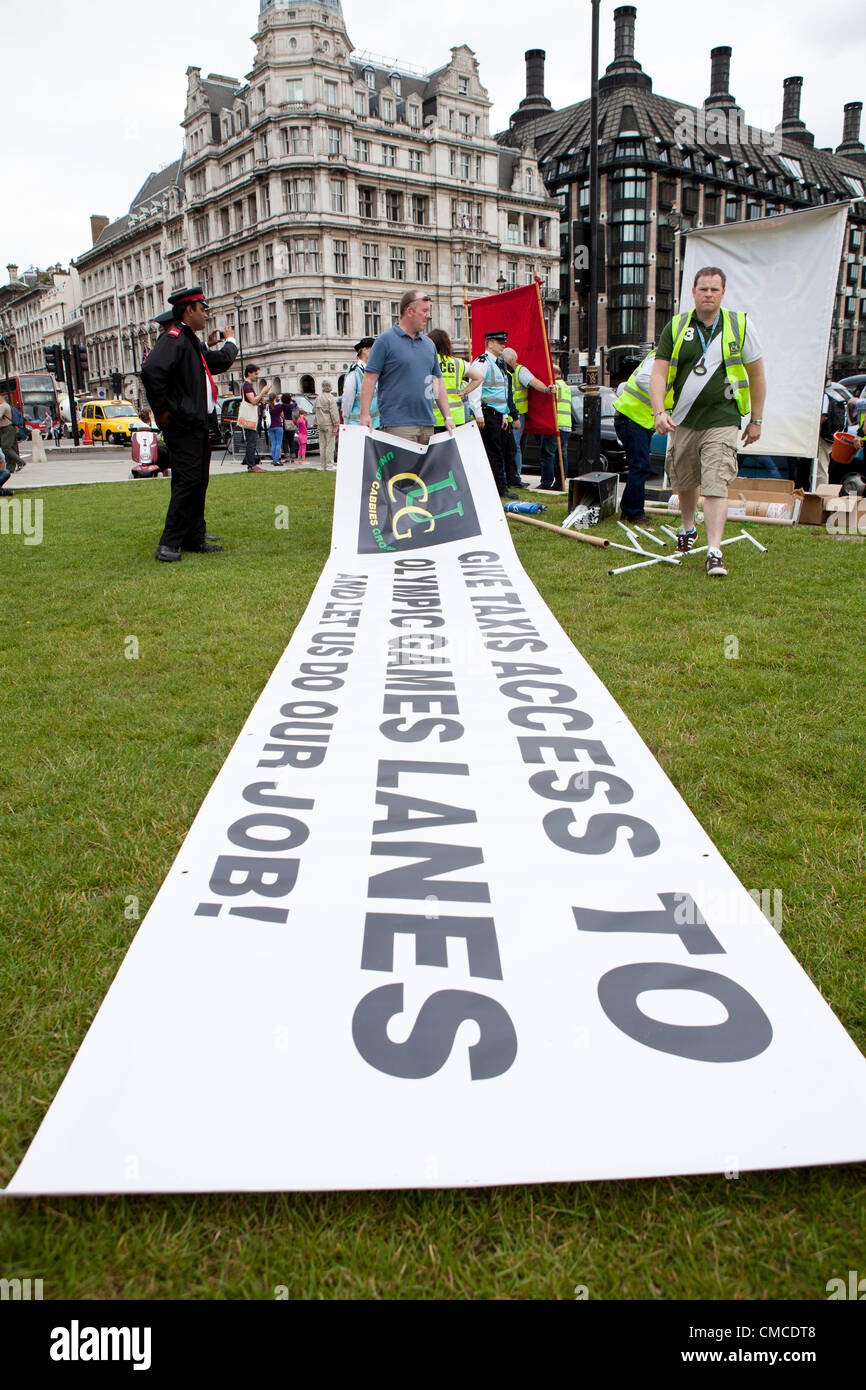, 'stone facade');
75,165,183,398
0,265,82,382
74,0,559,399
